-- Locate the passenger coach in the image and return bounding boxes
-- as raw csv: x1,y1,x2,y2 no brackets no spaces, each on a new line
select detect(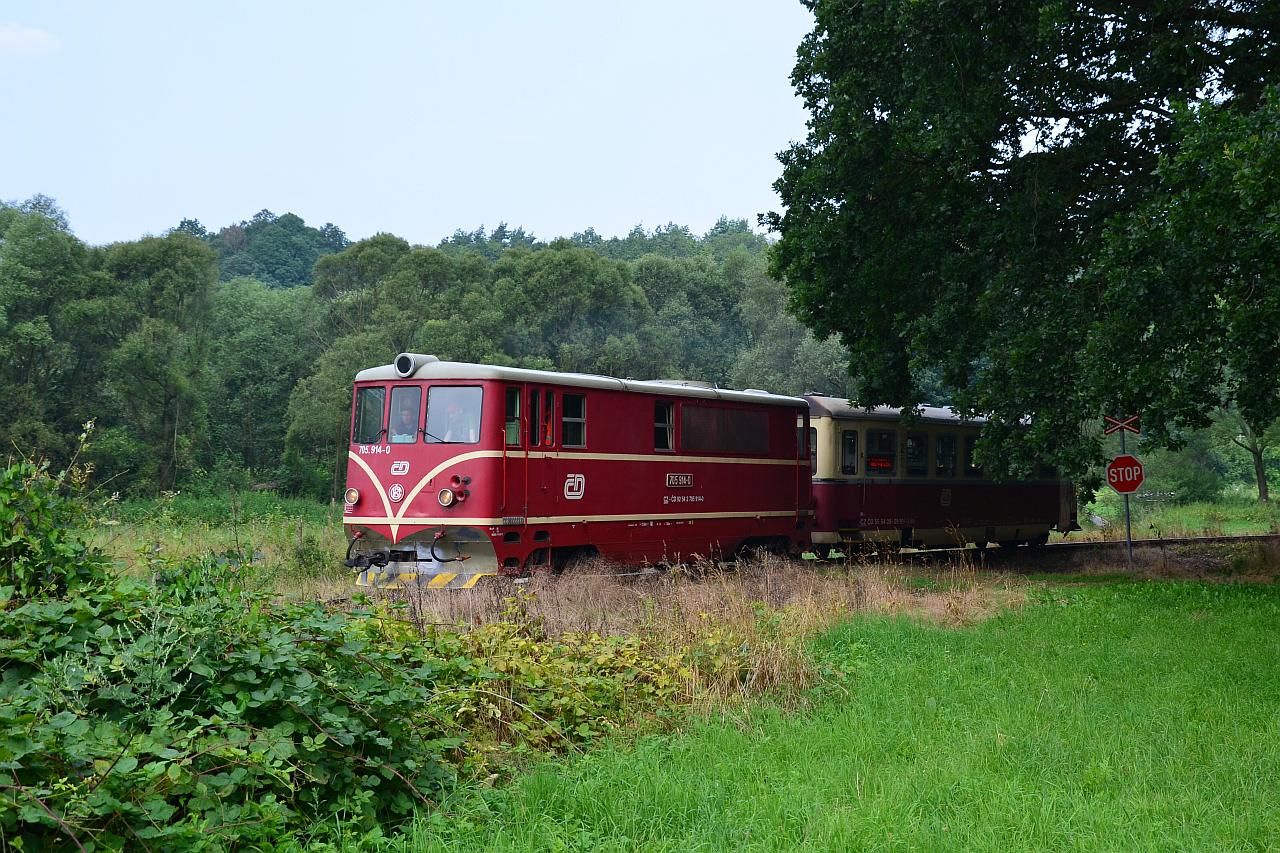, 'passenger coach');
343,354,813,588
805,397,1077,550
